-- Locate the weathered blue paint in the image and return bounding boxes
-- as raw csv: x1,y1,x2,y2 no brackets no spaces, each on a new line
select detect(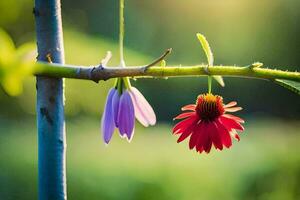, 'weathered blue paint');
34,0,66,199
